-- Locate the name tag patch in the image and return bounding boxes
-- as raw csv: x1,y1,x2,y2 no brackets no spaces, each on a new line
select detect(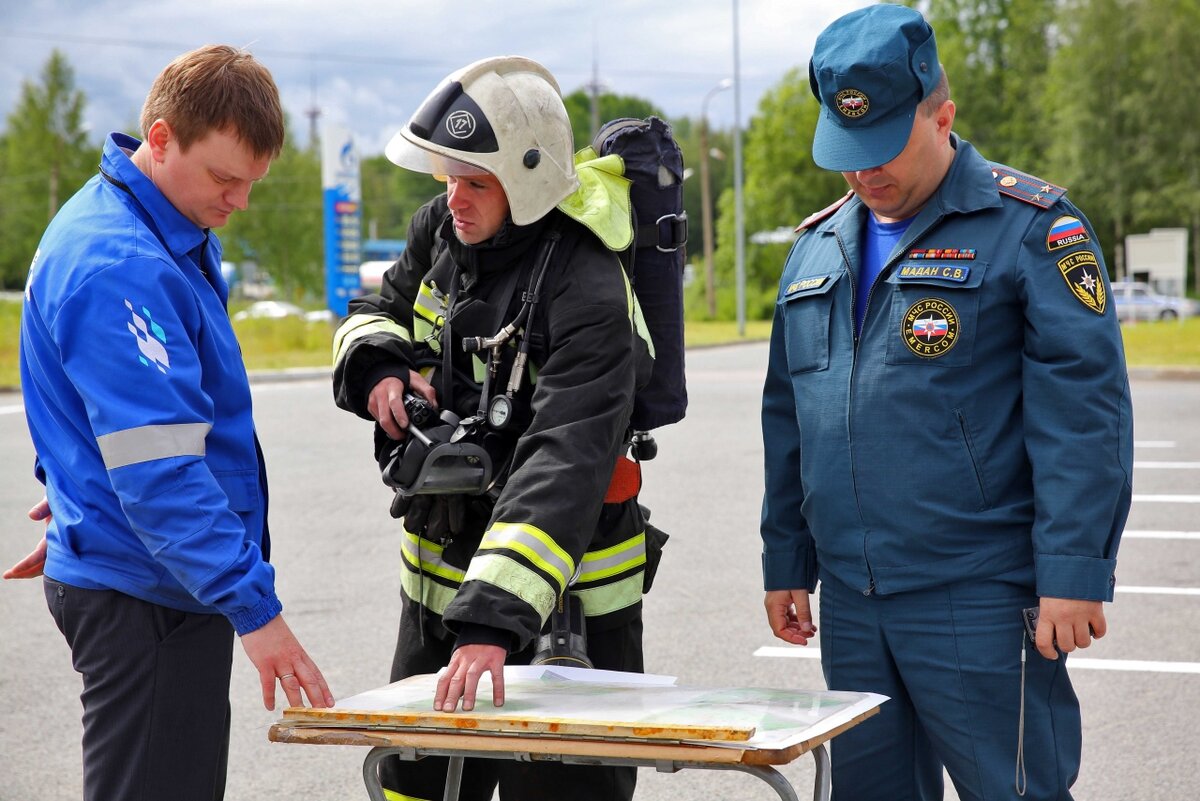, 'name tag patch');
902,298,960,358
785,276,829,294
896,263,972,283
1056,250,1106,314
